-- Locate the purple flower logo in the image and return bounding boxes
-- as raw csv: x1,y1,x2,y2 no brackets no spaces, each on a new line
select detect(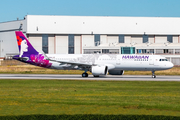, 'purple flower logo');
30,54,52,68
